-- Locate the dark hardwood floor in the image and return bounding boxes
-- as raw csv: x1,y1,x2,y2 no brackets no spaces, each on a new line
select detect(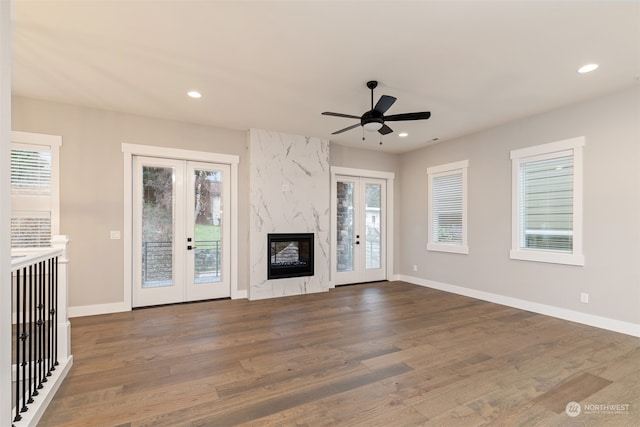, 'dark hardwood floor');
38,281,639,426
